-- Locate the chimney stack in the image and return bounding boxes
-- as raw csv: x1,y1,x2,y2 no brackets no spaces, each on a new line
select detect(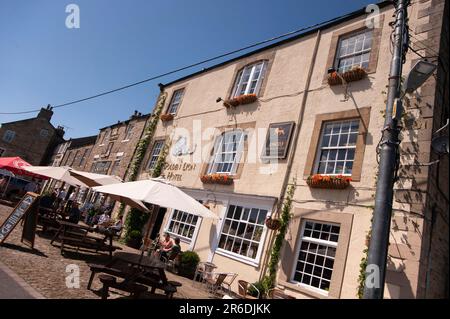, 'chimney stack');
37,104,54,121
56,125,65,138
